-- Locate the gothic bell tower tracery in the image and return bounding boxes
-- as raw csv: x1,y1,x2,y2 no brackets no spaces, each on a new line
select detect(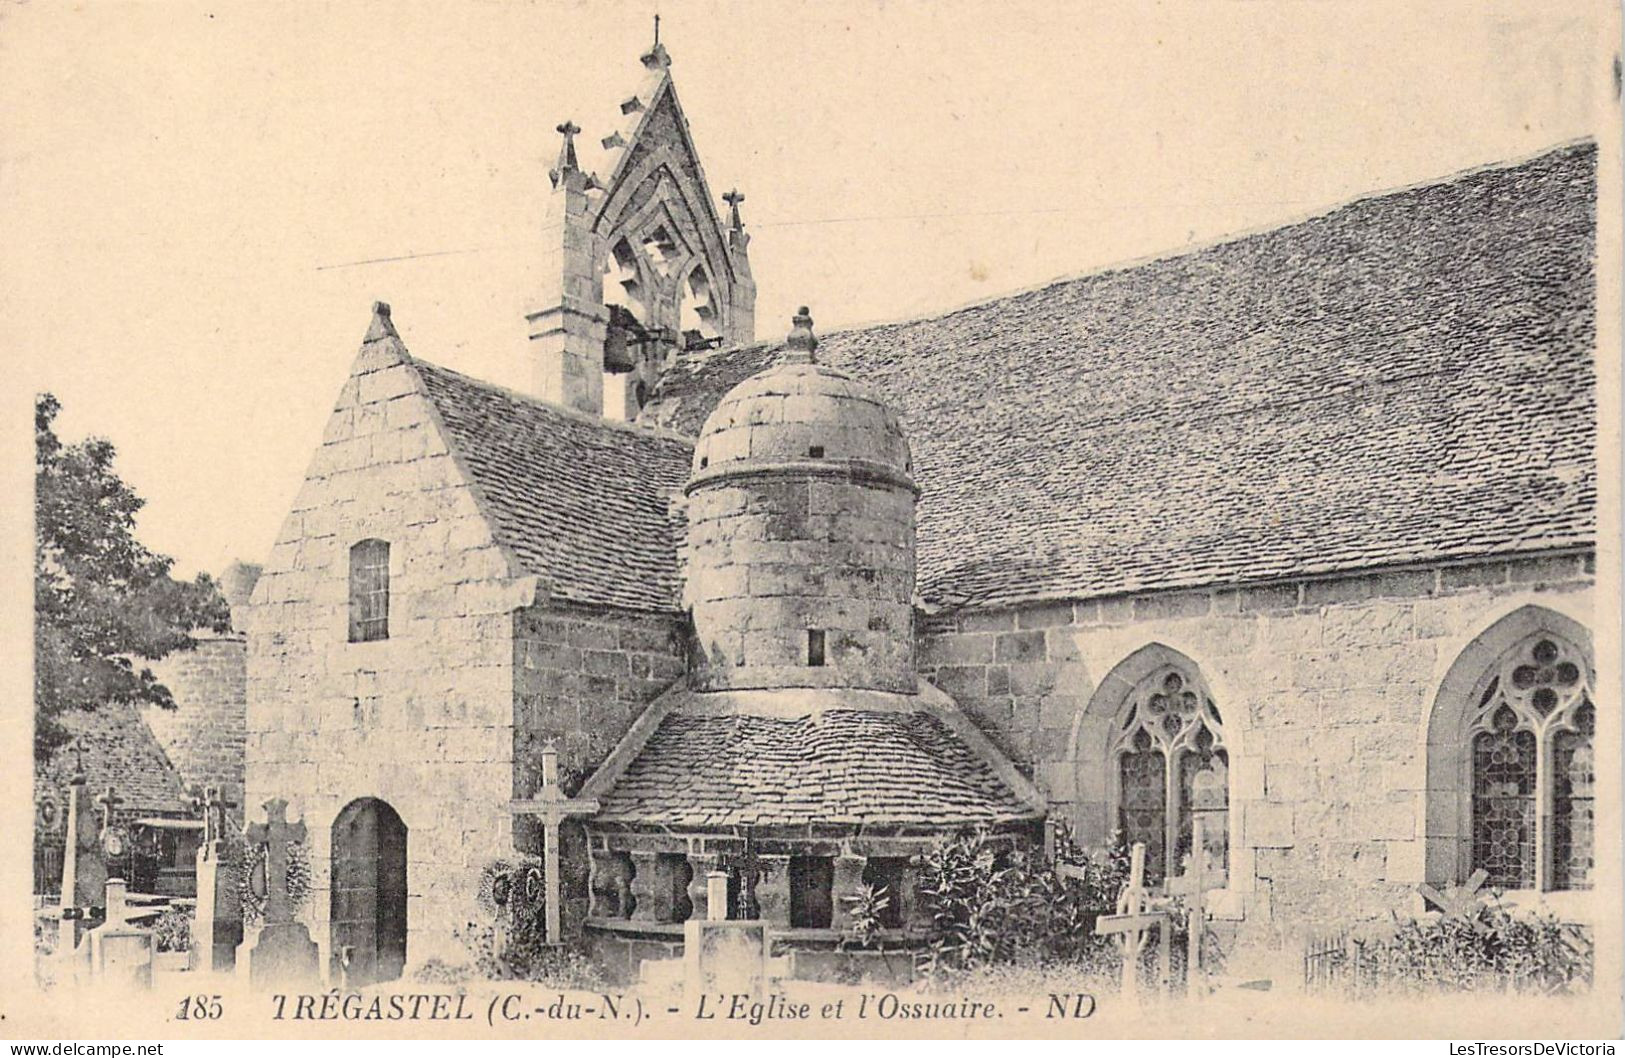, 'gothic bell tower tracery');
525,30,756,421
